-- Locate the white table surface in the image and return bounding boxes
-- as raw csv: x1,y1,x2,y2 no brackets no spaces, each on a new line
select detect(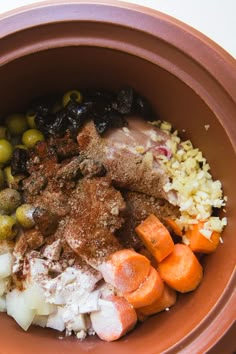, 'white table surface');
0,0,235,58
